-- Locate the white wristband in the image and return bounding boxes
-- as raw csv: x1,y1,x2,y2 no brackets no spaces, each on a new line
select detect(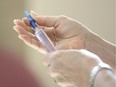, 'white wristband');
88,63,112,87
